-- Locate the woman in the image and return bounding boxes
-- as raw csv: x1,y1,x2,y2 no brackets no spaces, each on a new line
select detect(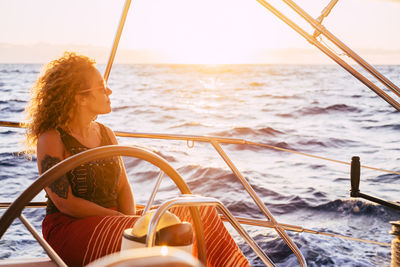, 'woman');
25,52,249,267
